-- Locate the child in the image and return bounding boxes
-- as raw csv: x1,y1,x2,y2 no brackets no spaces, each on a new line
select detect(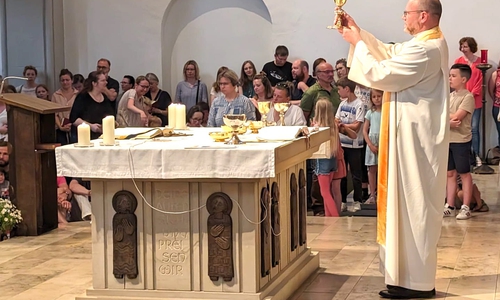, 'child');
444,64,475,220
362,89,383,204
335,77,366,212
0,168,10,199
313,98,357,216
